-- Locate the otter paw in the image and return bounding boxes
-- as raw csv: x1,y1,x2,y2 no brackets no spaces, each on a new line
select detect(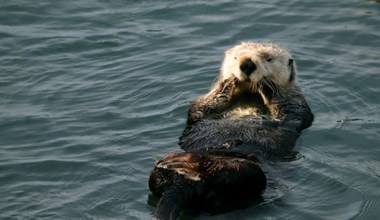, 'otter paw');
220,78,237,95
